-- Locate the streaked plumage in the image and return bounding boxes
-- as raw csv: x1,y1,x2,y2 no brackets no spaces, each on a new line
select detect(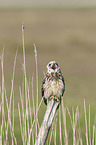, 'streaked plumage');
41,61,65,105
